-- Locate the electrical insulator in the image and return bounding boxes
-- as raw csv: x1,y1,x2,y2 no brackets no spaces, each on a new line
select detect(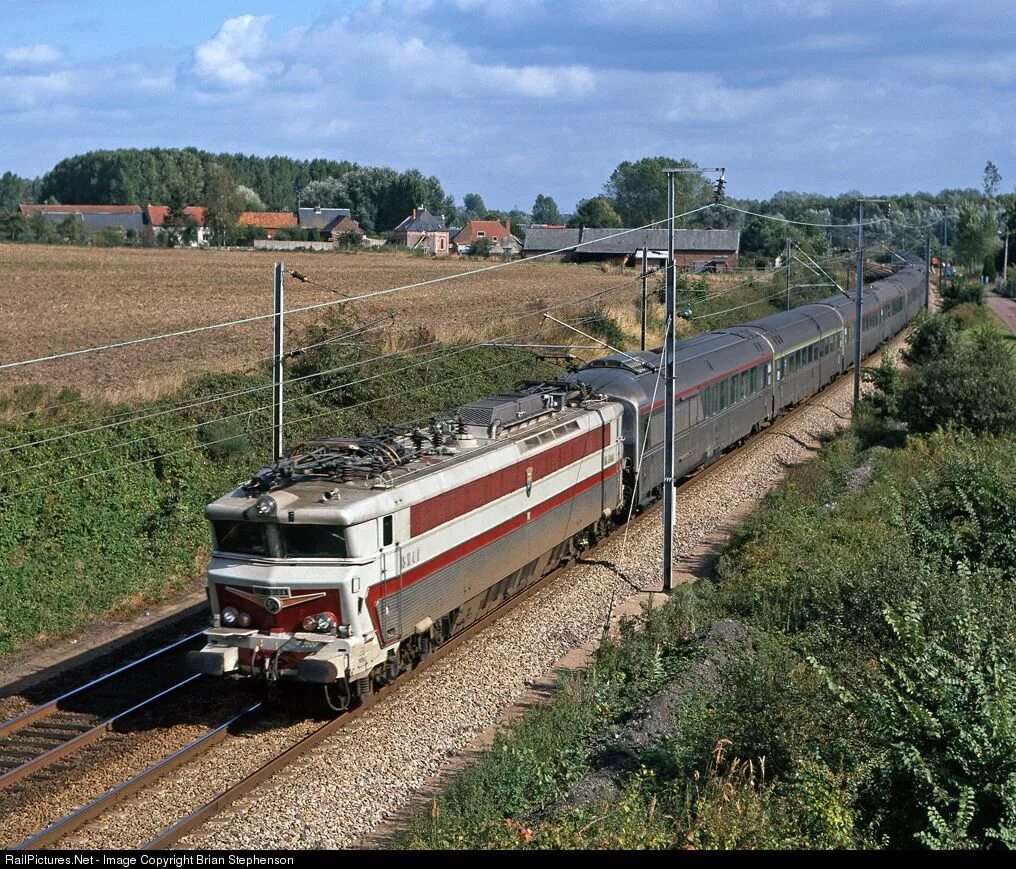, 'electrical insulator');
713,178,726,204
